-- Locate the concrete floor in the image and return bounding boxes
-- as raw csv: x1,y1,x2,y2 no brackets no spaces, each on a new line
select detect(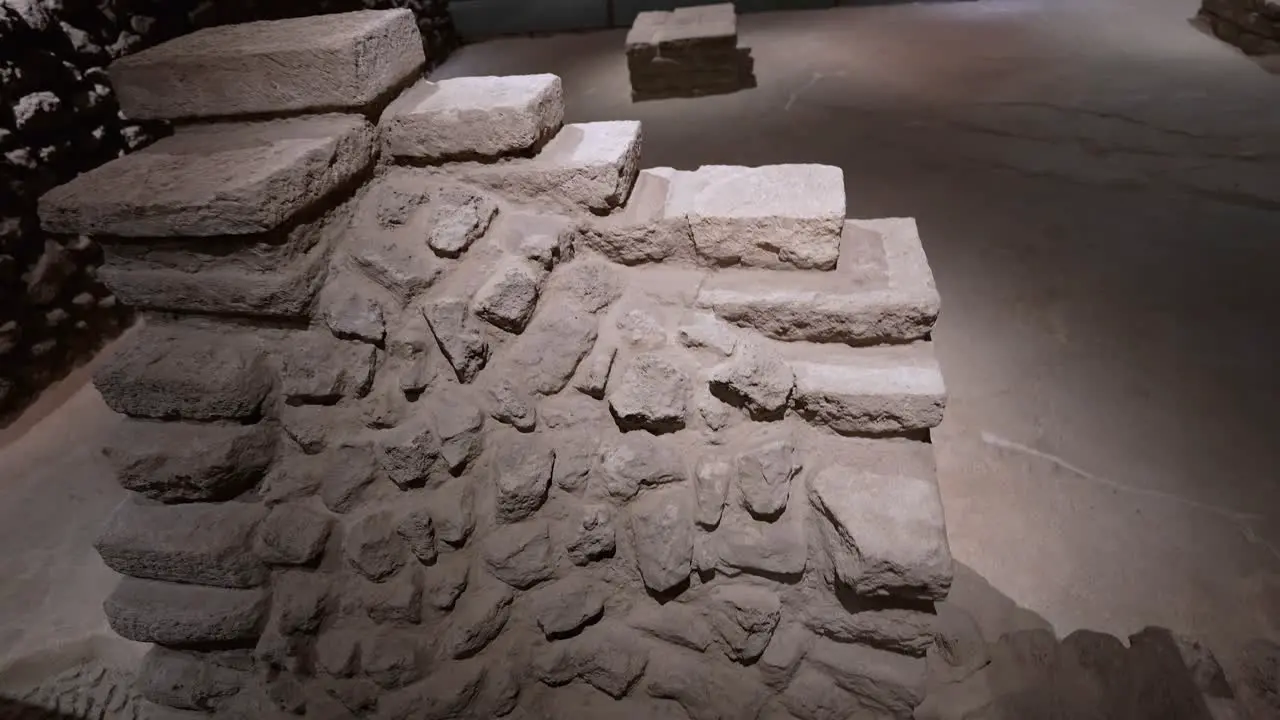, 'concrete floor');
2,0,1279,684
